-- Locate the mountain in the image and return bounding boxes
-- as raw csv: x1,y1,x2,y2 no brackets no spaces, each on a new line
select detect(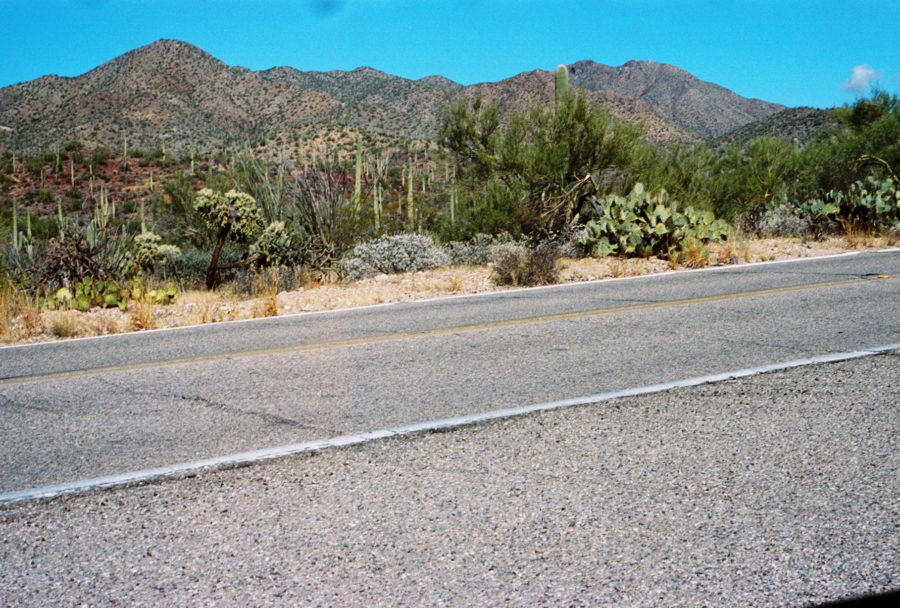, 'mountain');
258,65,461,140
454,69,696,142
259,65,694,143
0,39,787,154
0,40,339,152
567,60,785,137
